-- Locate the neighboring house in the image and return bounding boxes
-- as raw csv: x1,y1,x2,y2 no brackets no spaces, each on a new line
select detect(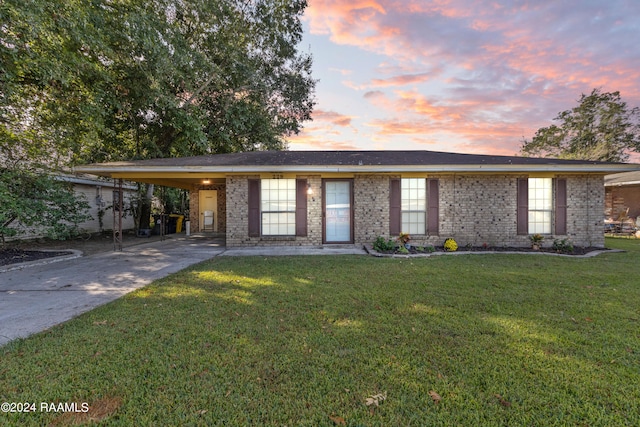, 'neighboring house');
605,171,640,219
7,174,136,240
75,150,640,248
64,174,137,233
